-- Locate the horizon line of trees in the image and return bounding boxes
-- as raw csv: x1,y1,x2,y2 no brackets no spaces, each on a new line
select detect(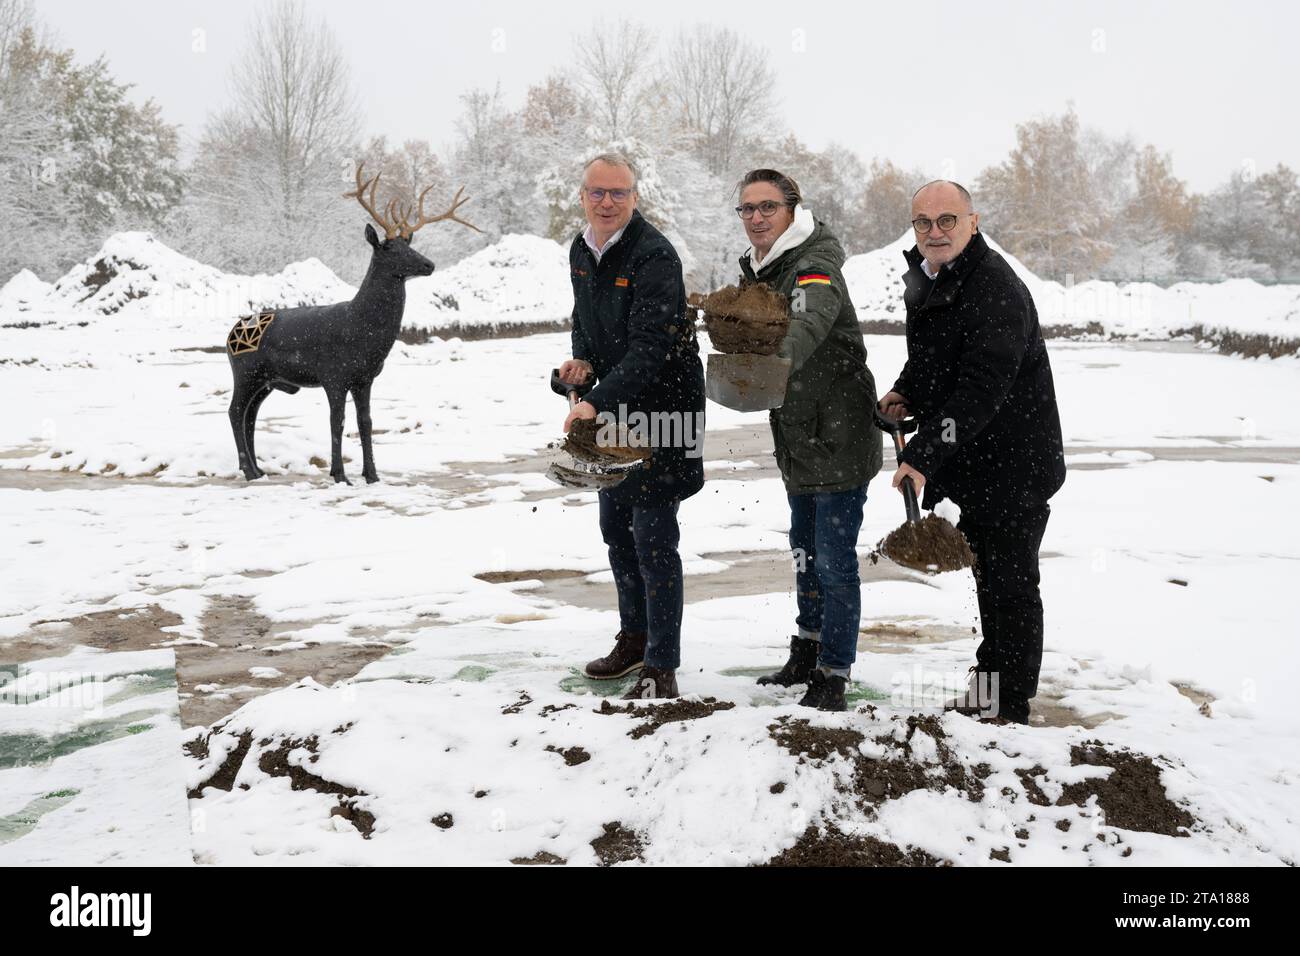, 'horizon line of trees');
1,0,1296,292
